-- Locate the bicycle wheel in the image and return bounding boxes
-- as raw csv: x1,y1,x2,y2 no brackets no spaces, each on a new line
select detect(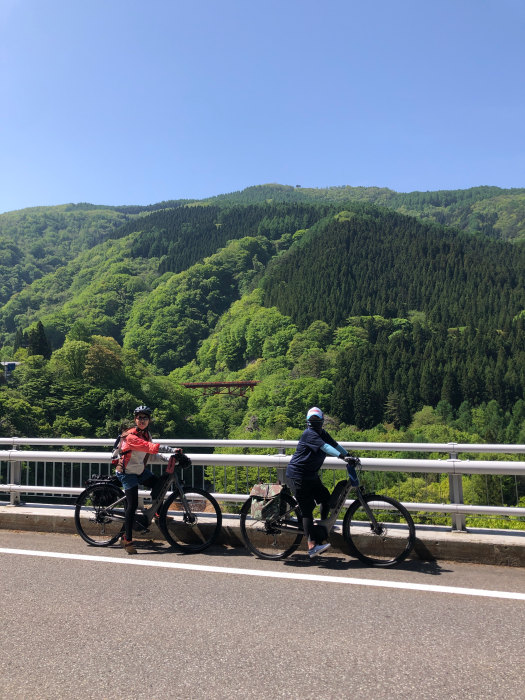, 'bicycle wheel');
342,493,415,567
240,492,303,560
75,484,125,546
158,487,222,553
